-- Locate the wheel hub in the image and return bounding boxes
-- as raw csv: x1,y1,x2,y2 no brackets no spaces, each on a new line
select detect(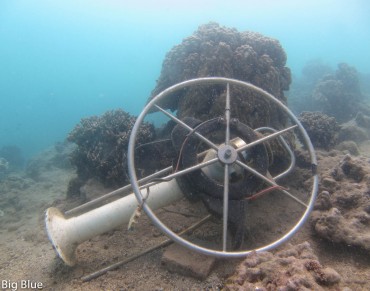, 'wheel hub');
217,144,238,164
